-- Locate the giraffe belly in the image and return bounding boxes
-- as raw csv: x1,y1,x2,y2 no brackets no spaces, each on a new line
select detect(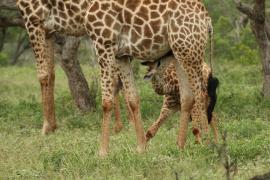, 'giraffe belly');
117,30,171,61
